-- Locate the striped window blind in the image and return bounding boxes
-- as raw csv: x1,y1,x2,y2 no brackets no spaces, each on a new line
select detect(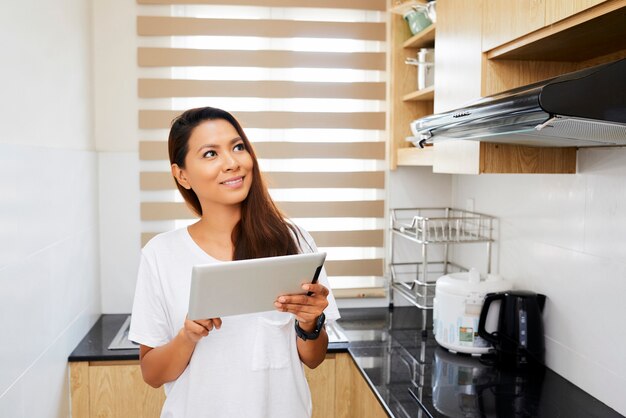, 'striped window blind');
137,0,387,298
